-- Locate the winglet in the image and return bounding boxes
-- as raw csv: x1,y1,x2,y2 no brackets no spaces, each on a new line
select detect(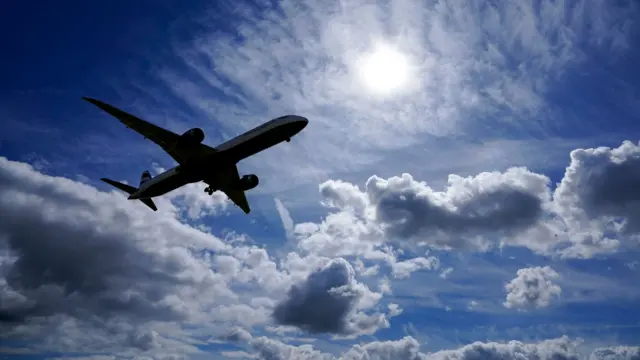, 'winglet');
82,96,100,106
